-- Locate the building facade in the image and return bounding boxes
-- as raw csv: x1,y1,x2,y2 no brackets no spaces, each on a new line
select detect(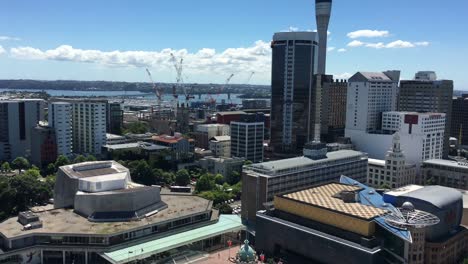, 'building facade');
0,99,45,161
451,94,468,147
421,159,468,189
241,147,368,223
48,102,73,157
30,125,57,168
345,71,400,134
323,79,348,142
152,133,195,162
106,102,123,135
193,124,230,149
209,136,231,158
367,133,416,188
270,32,319,154
71,100,107,156
398,71,453,157
231,120,264,163
198,156,244,180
